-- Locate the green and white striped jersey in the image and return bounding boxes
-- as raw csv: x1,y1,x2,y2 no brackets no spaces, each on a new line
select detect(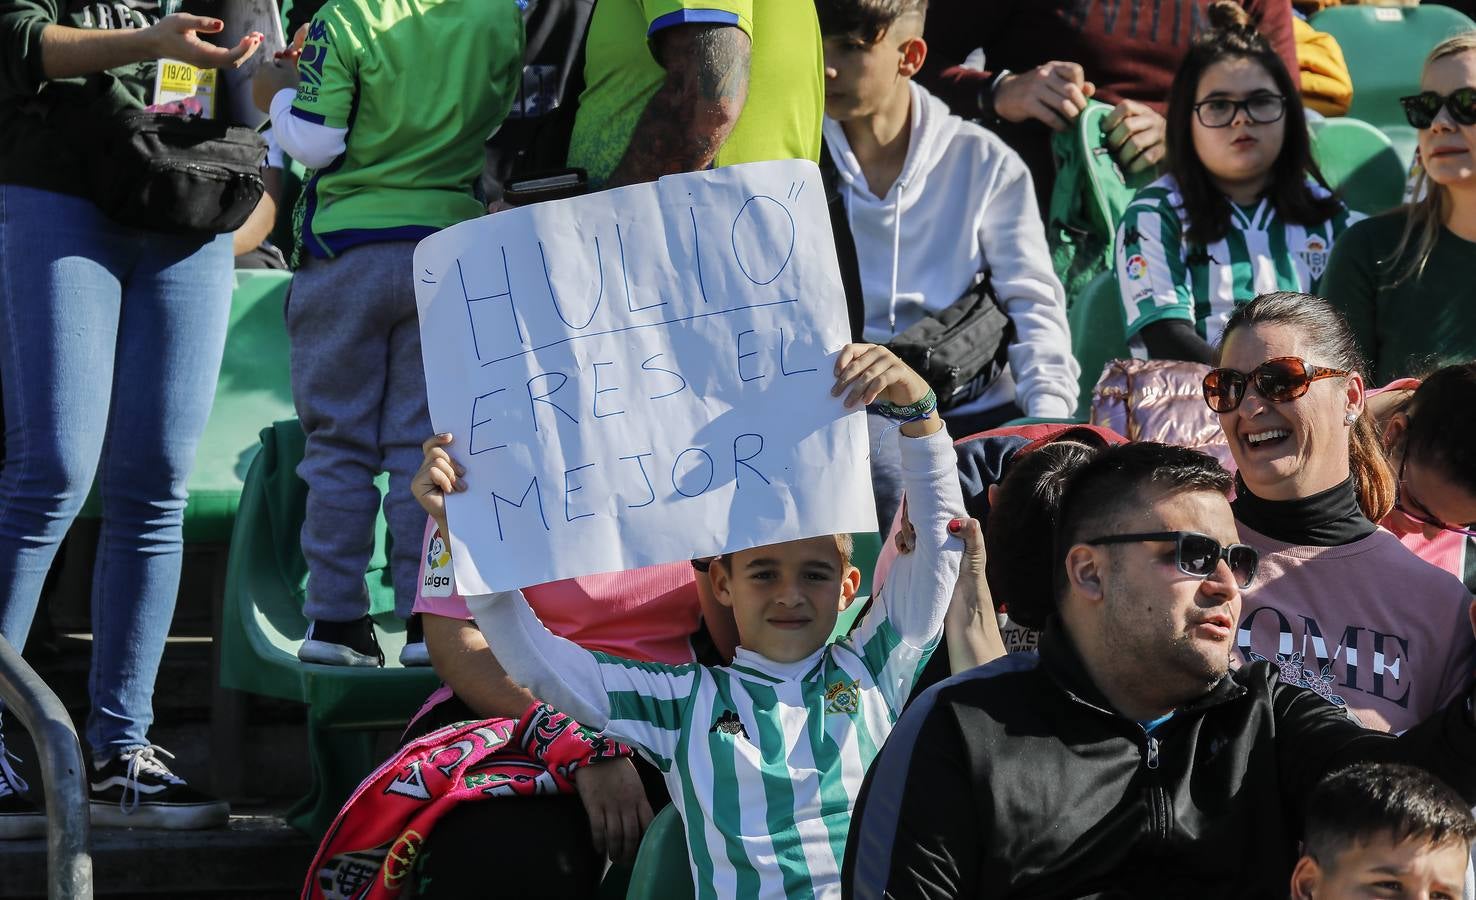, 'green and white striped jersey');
592,611,933,899
468,430,964,899
1114,174,1360,350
